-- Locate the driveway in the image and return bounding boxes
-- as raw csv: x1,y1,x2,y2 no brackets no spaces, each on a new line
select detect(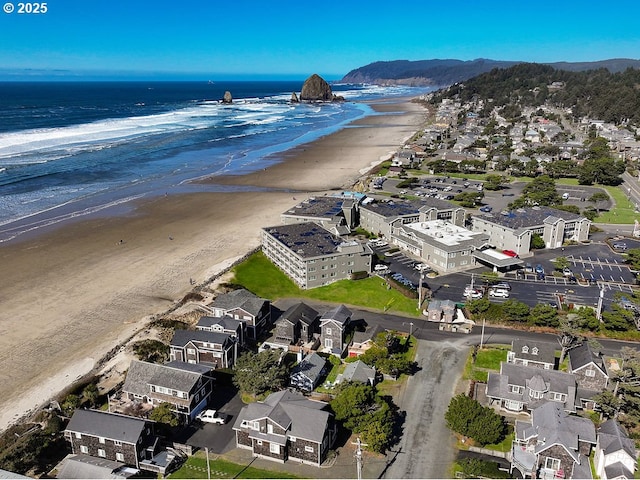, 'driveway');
381,338,470,479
